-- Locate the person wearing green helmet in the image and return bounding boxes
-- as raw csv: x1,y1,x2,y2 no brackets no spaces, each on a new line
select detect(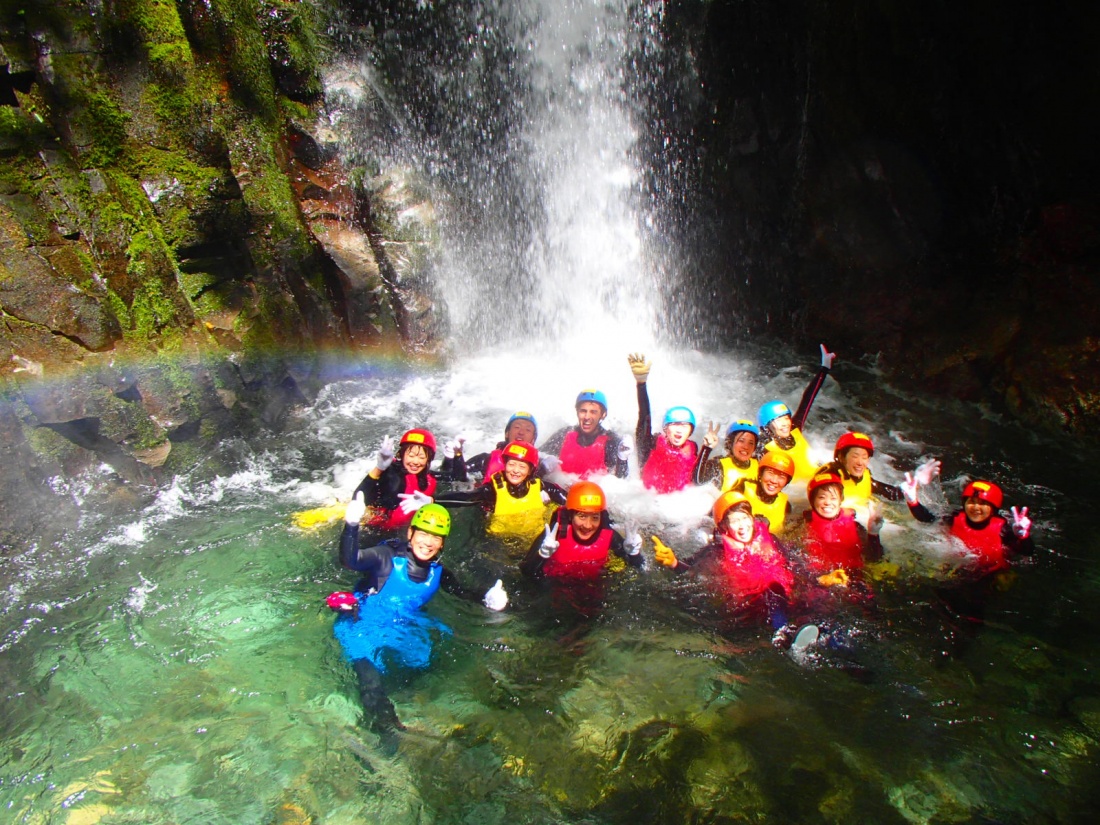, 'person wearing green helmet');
330,494,508,733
